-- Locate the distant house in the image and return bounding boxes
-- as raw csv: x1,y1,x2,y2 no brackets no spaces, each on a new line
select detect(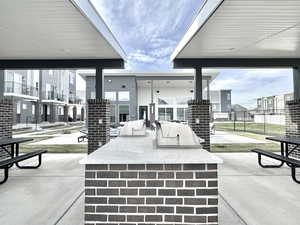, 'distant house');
231,104,248,112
